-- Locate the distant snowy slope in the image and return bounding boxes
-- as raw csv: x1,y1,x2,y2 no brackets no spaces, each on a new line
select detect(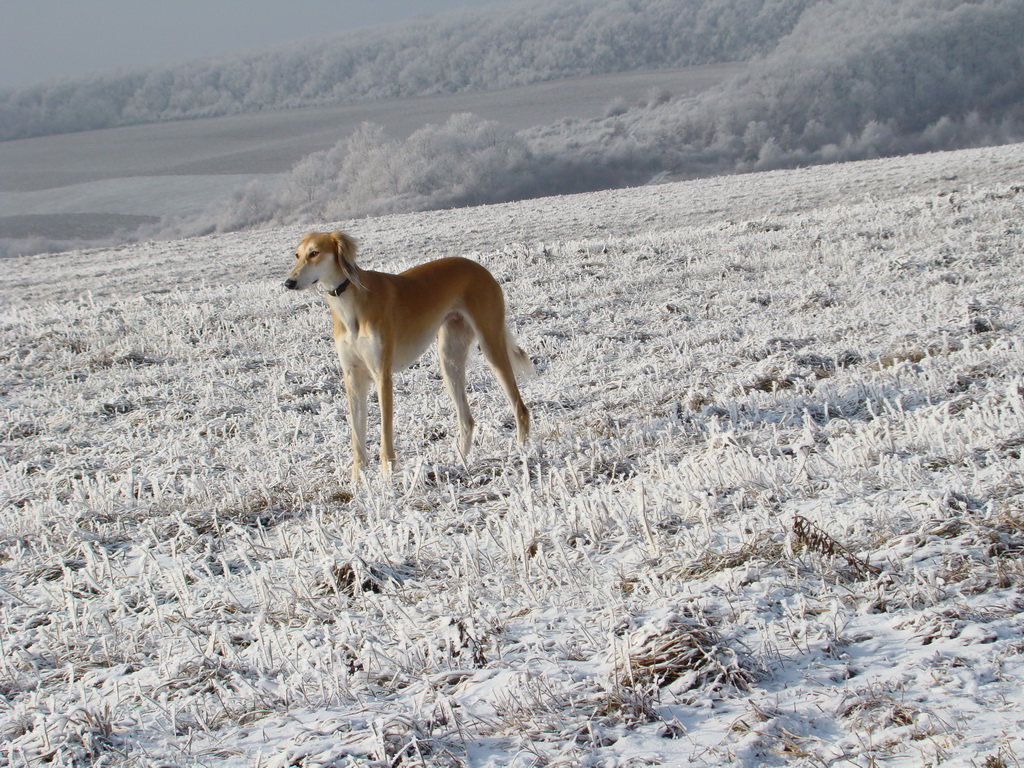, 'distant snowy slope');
2,143,1023,767
0,66,738,255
